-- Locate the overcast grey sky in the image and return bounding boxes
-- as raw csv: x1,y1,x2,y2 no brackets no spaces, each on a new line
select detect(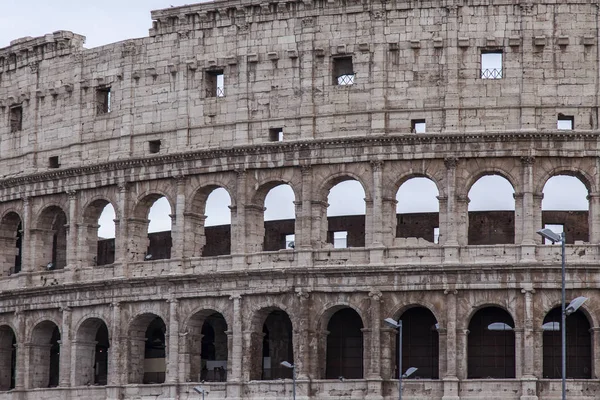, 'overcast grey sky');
0,2,587,237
